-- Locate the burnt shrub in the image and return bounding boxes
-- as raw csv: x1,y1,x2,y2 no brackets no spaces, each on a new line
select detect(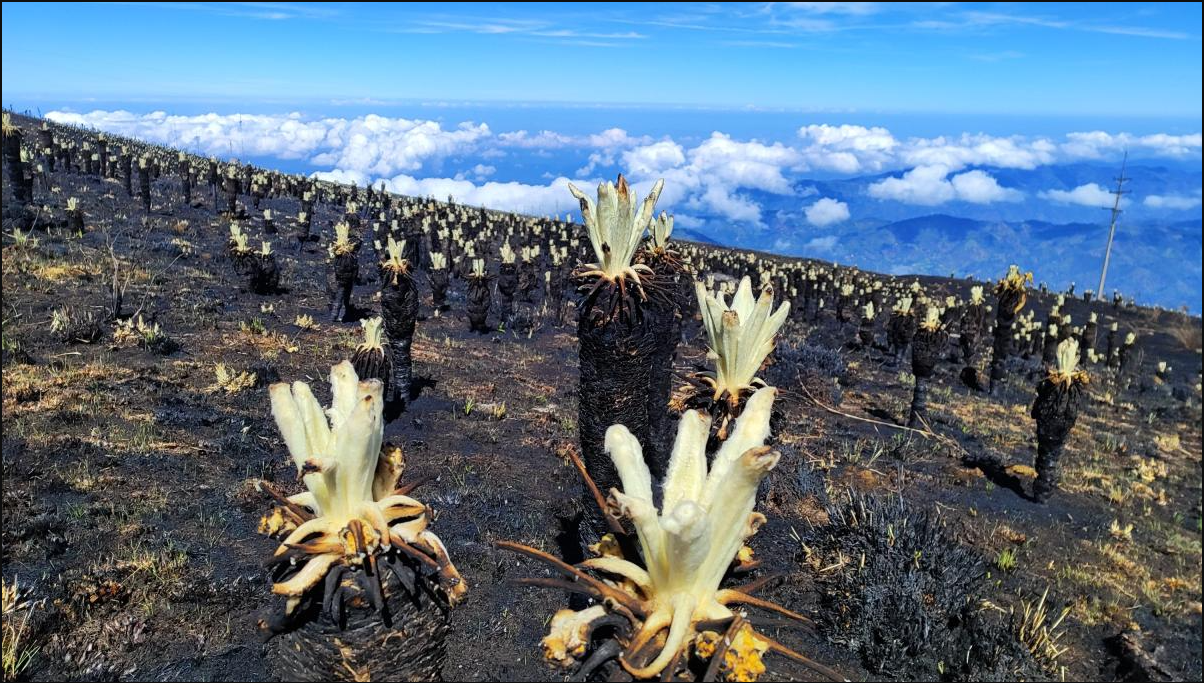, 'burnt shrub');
765,341,848,405
805,492,1045,681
